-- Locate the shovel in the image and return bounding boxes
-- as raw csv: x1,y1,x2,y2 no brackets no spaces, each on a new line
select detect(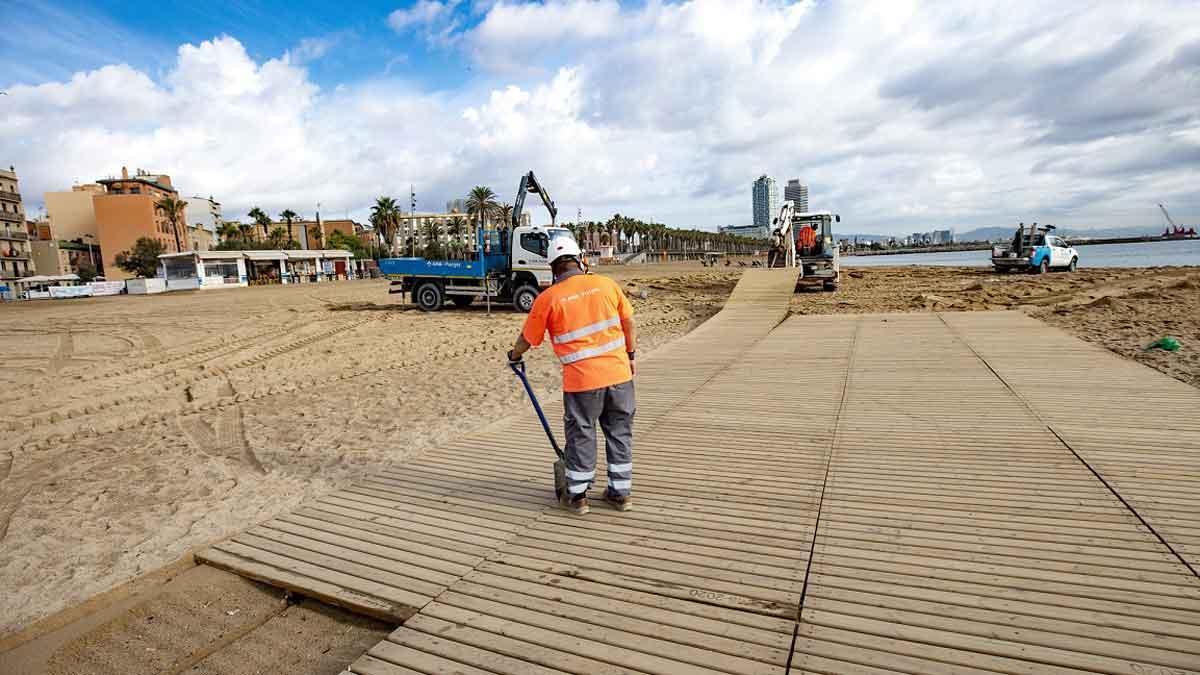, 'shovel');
509,361,567,503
